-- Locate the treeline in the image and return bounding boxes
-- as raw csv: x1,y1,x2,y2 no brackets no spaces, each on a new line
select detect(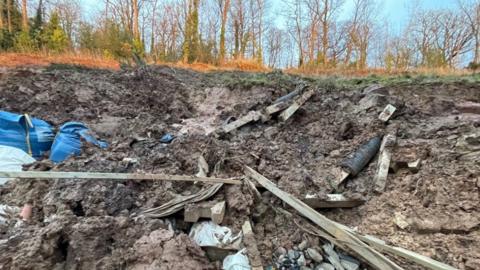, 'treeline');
1,0,479,70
